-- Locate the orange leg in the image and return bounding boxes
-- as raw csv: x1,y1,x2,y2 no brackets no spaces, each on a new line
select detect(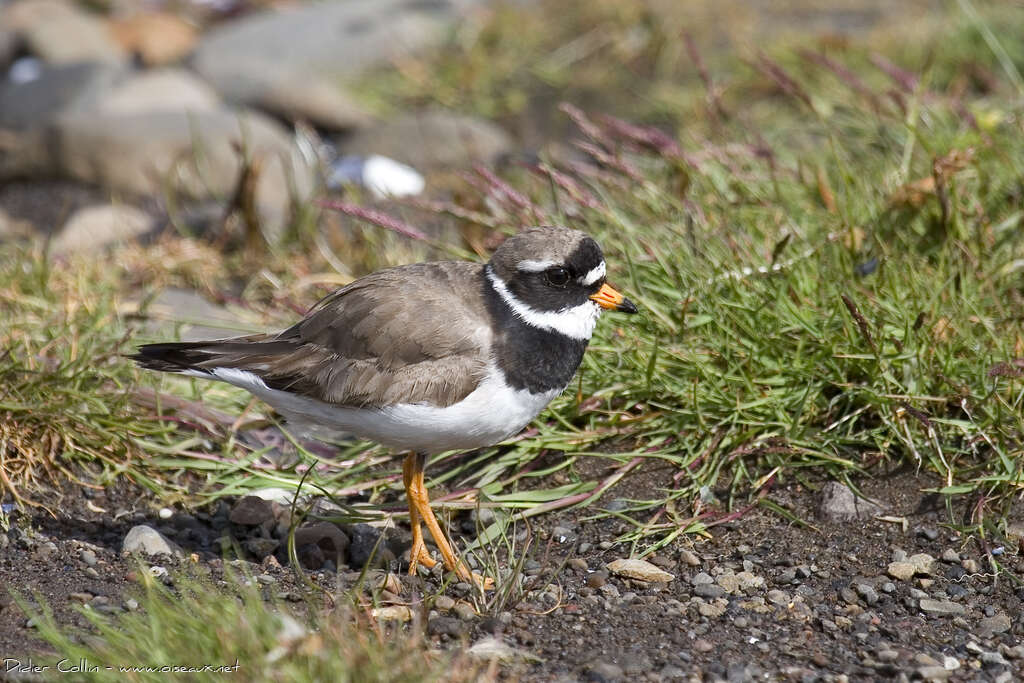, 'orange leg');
402,452,493,590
